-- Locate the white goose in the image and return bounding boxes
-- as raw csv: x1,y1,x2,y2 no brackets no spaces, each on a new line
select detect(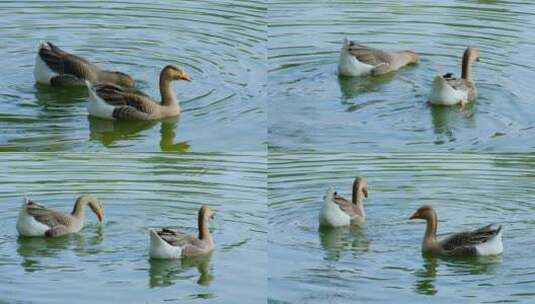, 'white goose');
428,47,480,108
150,206,215,259
319,177,369,228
